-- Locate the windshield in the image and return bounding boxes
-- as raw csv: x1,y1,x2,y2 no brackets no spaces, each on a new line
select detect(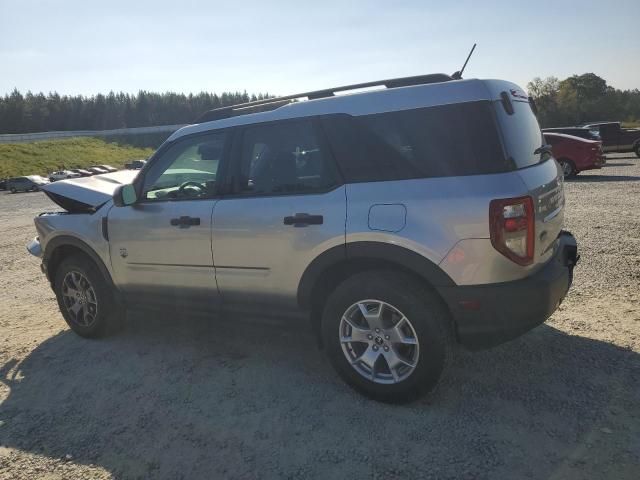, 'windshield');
494,99,547,169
